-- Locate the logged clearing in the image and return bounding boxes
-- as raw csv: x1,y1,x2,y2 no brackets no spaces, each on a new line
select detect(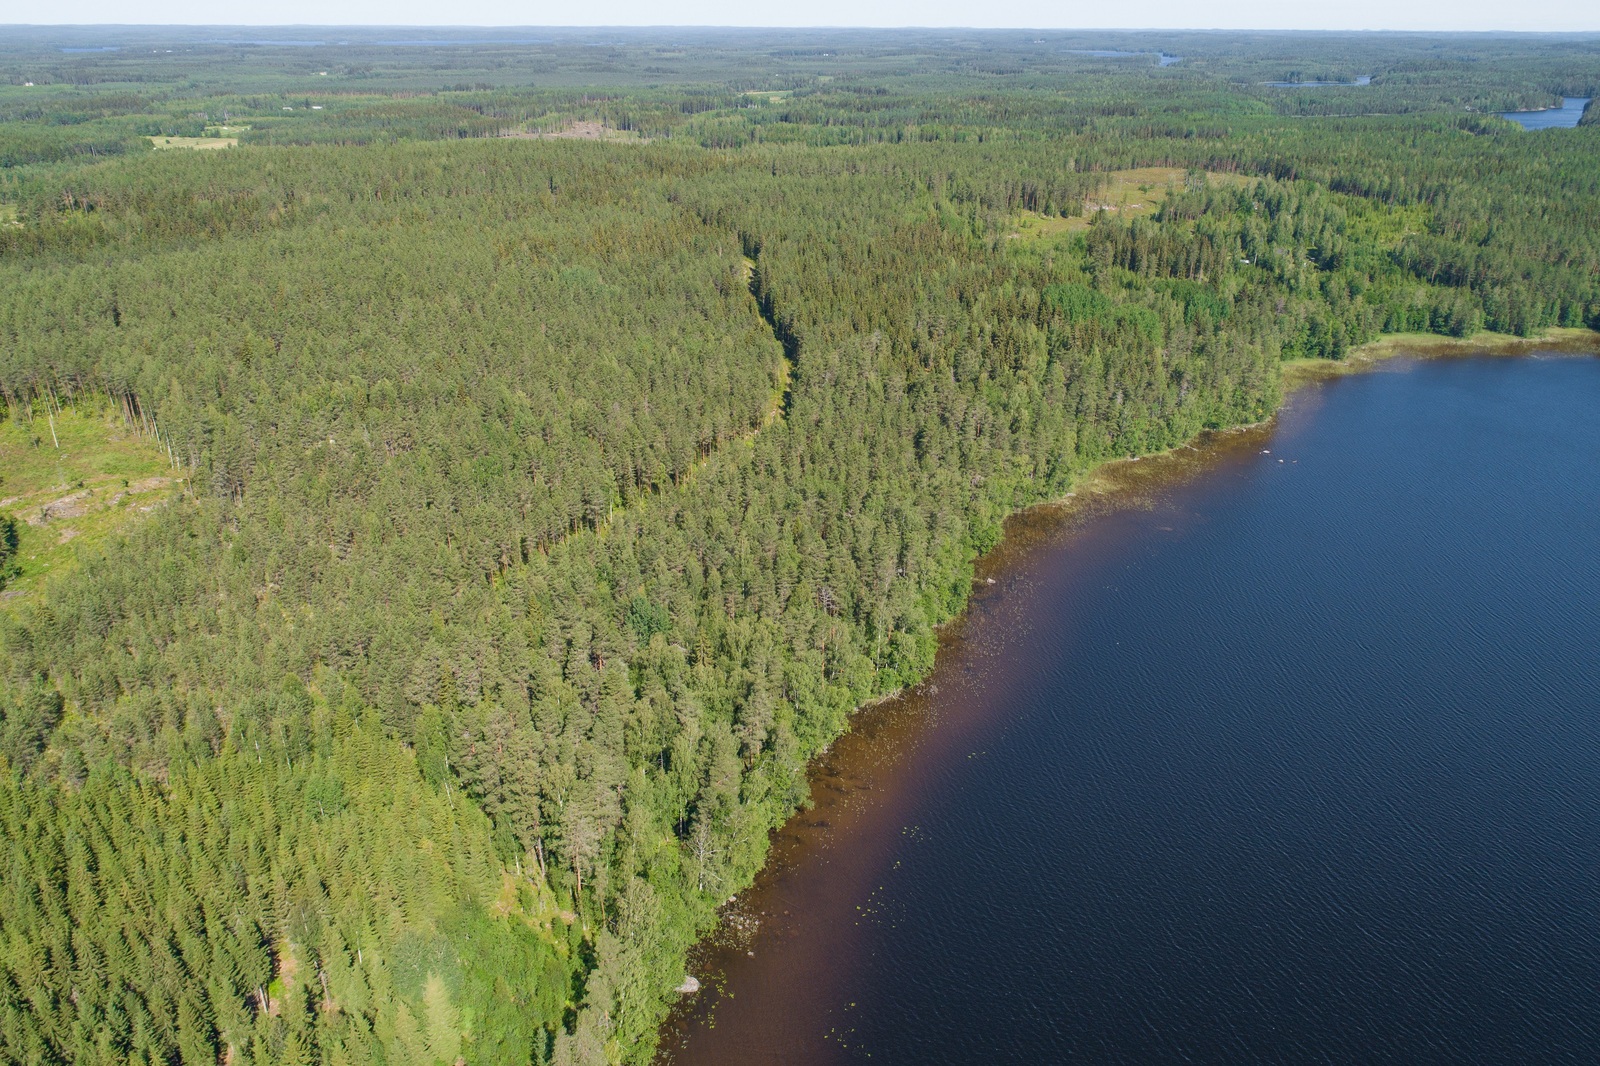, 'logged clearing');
0,401,176,604
503,120,646,141
1010,166,1254,239
150,136,237,150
